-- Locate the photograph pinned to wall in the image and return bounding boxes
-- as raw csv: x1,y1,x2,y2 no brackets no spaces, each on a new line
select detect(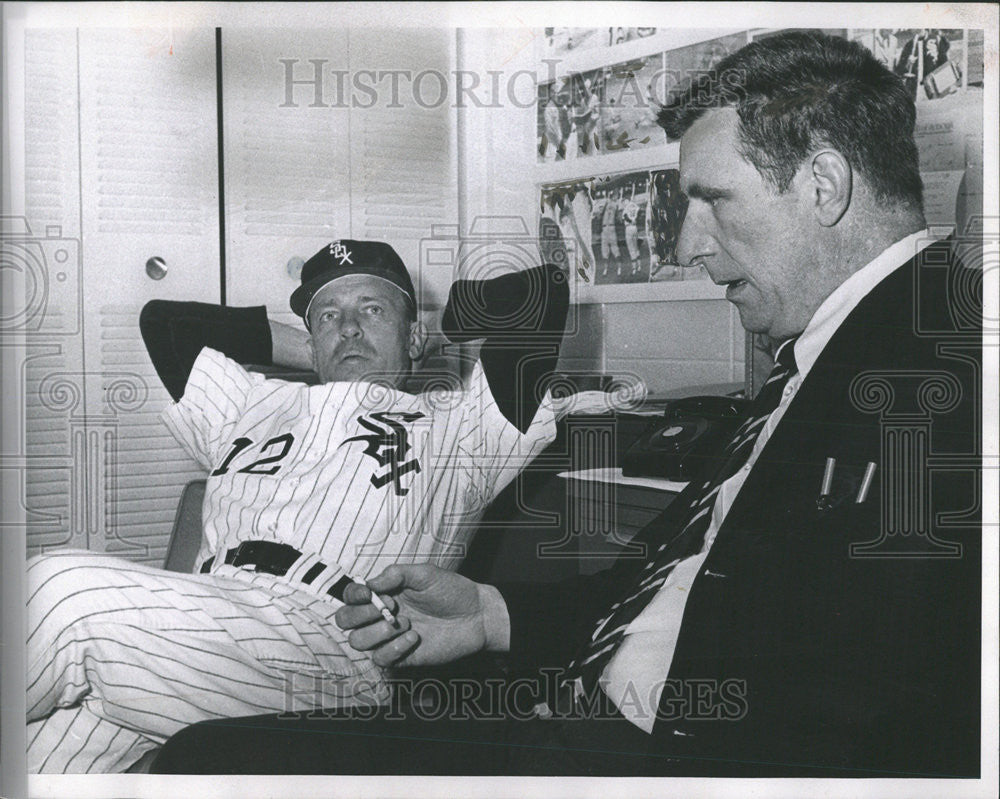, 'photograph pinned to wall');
899,29,966,101
563,69,606,160
850,29,967,102
663,31,747,98
537,71,604,162
582,168,709,287
848,29,901,71
540,168,721,304
537,80,573,162
608,27,658,46
599,53,668,154
540,179,597,285
544,27,605,55
647,167,702,283
588,171,653,285
965,29,984,87
544,27,657,56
